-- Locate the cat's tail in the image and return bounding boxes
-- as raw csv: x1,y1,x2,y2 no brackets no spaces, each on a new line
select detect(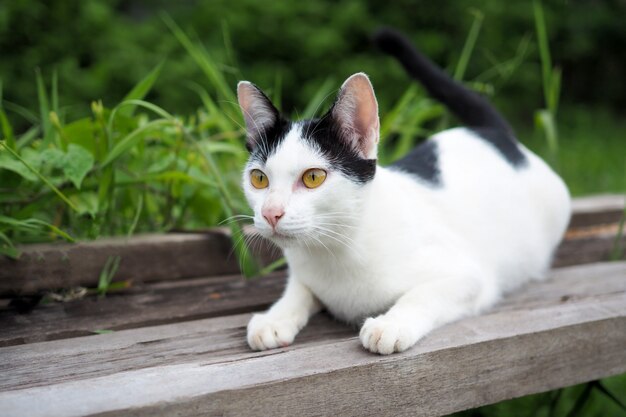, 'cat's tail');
373,27,512,134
